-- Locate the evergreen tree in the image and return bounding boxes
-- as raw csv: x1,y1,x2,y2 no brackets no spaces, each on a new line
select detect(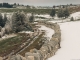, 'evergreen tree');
3,13,7,26
57,9,64,18
12,11,29,33
29,13,34,23
57,8,70,19
70,17,74,21
53,5,55,9
0,13,4,27
50,9,56,17
0,3,2,7
20,11,28,24
12,12,16,32
63,8,70,18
